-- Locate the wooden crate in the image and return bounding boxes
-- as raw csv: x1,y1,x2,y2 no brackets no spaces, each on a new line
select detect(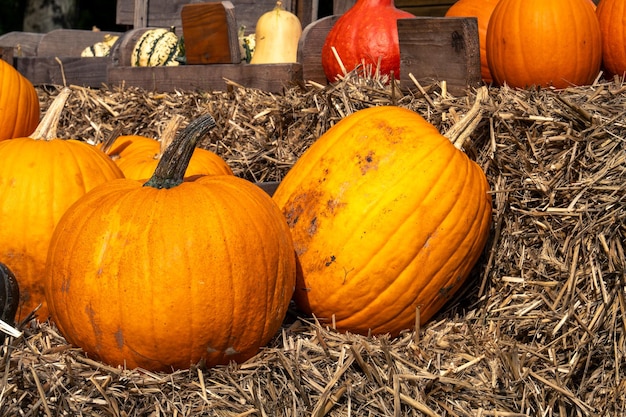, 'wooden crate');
116,0,299,34
0,29,121,87
107,2,304,93
297,15,480,95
